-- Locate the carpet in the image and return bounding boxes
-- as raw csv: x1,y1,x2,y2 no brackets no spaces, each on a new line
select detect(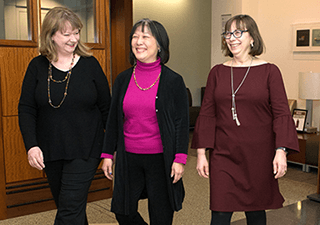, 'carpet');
0,138,317,225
